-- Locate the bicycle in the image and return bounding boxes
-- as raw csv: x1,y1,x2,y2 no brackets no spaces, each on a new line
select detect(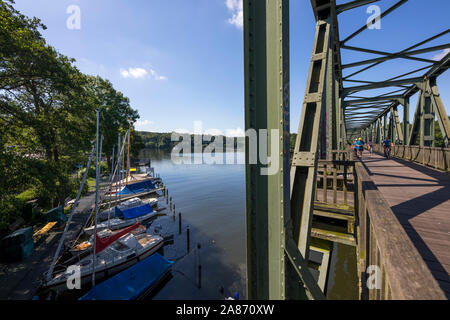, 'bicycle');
384,146,391,159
